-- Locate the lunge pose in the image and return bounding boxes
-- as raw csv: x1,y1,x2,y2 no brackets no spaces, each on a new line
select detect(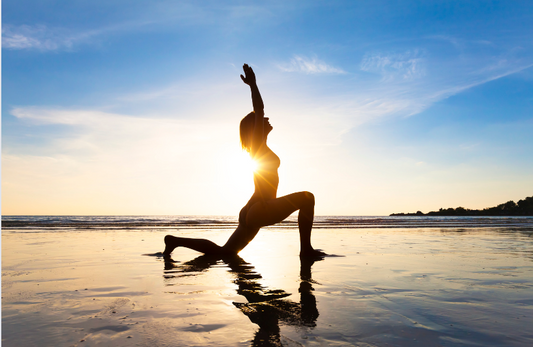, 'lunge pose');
164,64,324,257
